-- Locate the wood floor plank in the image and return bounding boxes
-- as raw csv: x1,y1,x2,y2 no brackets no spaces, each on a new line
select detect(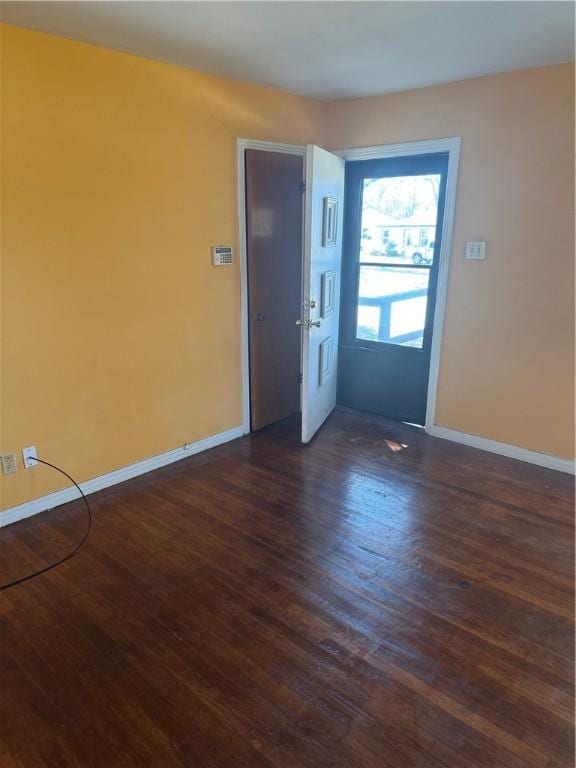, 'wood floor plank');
0,409,573,767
